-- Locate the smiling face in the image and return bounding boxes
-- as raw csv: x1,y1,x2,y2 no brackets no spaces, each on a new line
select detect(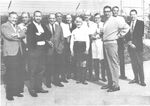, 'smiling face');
8,13,18,25
112,7,119,17
130,11,137,21
75,17,83,28
33,11,42,24
66,14,72,24
94,14,101,23
49,13,56,25
21,13,30,24
104,7,111,18
56,13,63,23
